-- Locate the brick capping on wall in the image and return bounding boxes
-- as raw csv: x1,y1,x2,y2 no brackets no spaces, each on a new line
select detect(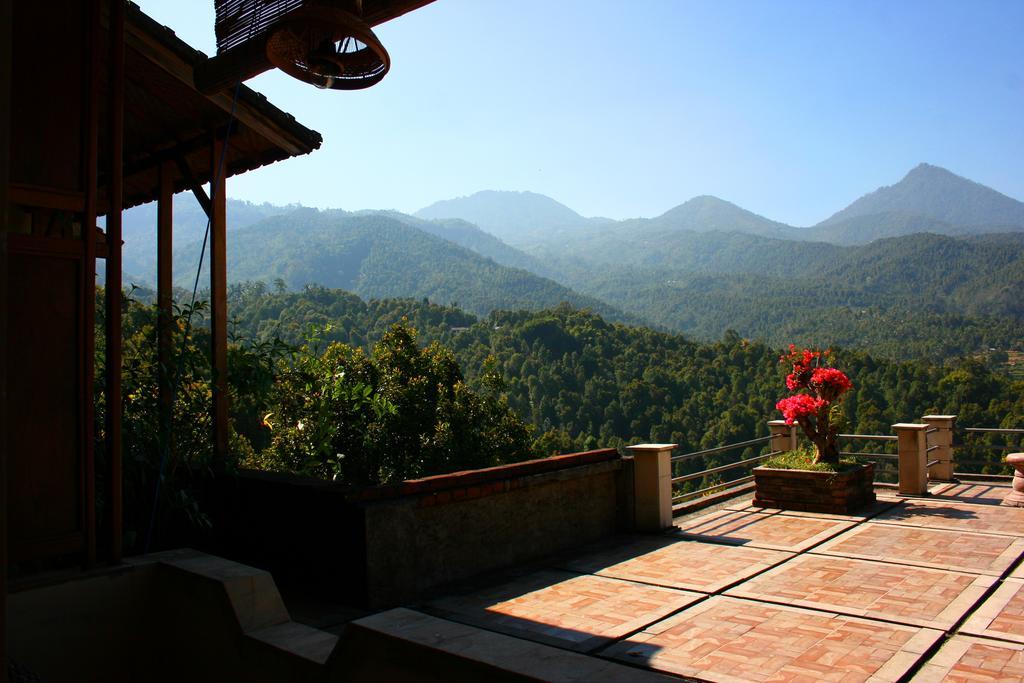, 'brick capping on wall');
349,448,621,503
233,448,621,504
